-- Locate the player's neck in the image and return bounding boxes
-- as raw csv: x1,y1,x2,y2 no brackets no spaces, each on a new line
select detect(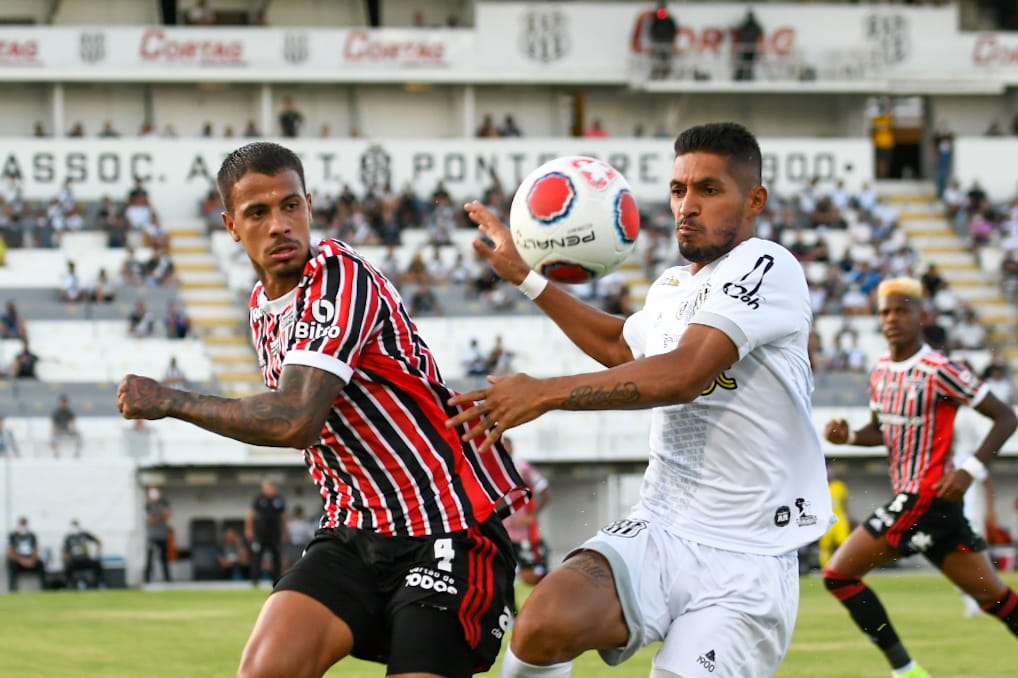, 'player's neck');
889,340,922,362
